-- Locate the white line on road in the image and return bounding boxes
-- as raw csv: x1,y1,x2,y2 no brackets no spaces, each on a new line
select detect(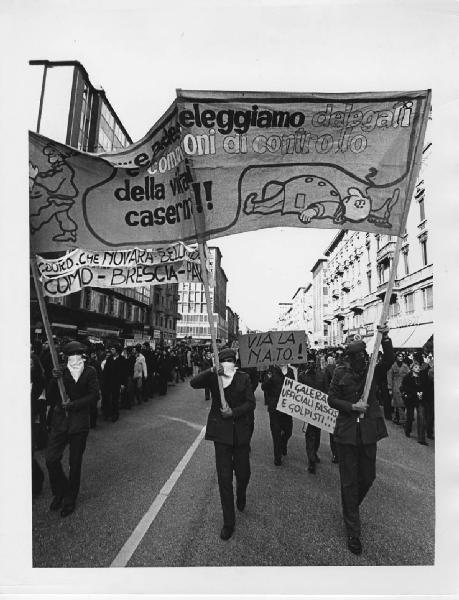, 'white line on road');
110,425,206,568
158,415,205,431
